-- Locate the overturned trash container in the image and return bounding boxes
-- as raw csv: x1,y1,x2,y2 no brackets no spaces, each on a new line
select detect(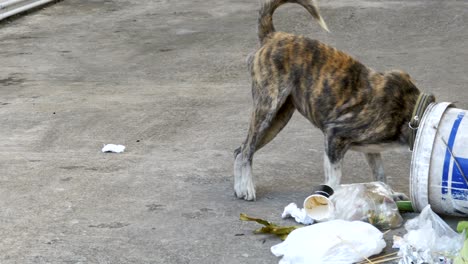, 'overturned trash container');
411,102,468,216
